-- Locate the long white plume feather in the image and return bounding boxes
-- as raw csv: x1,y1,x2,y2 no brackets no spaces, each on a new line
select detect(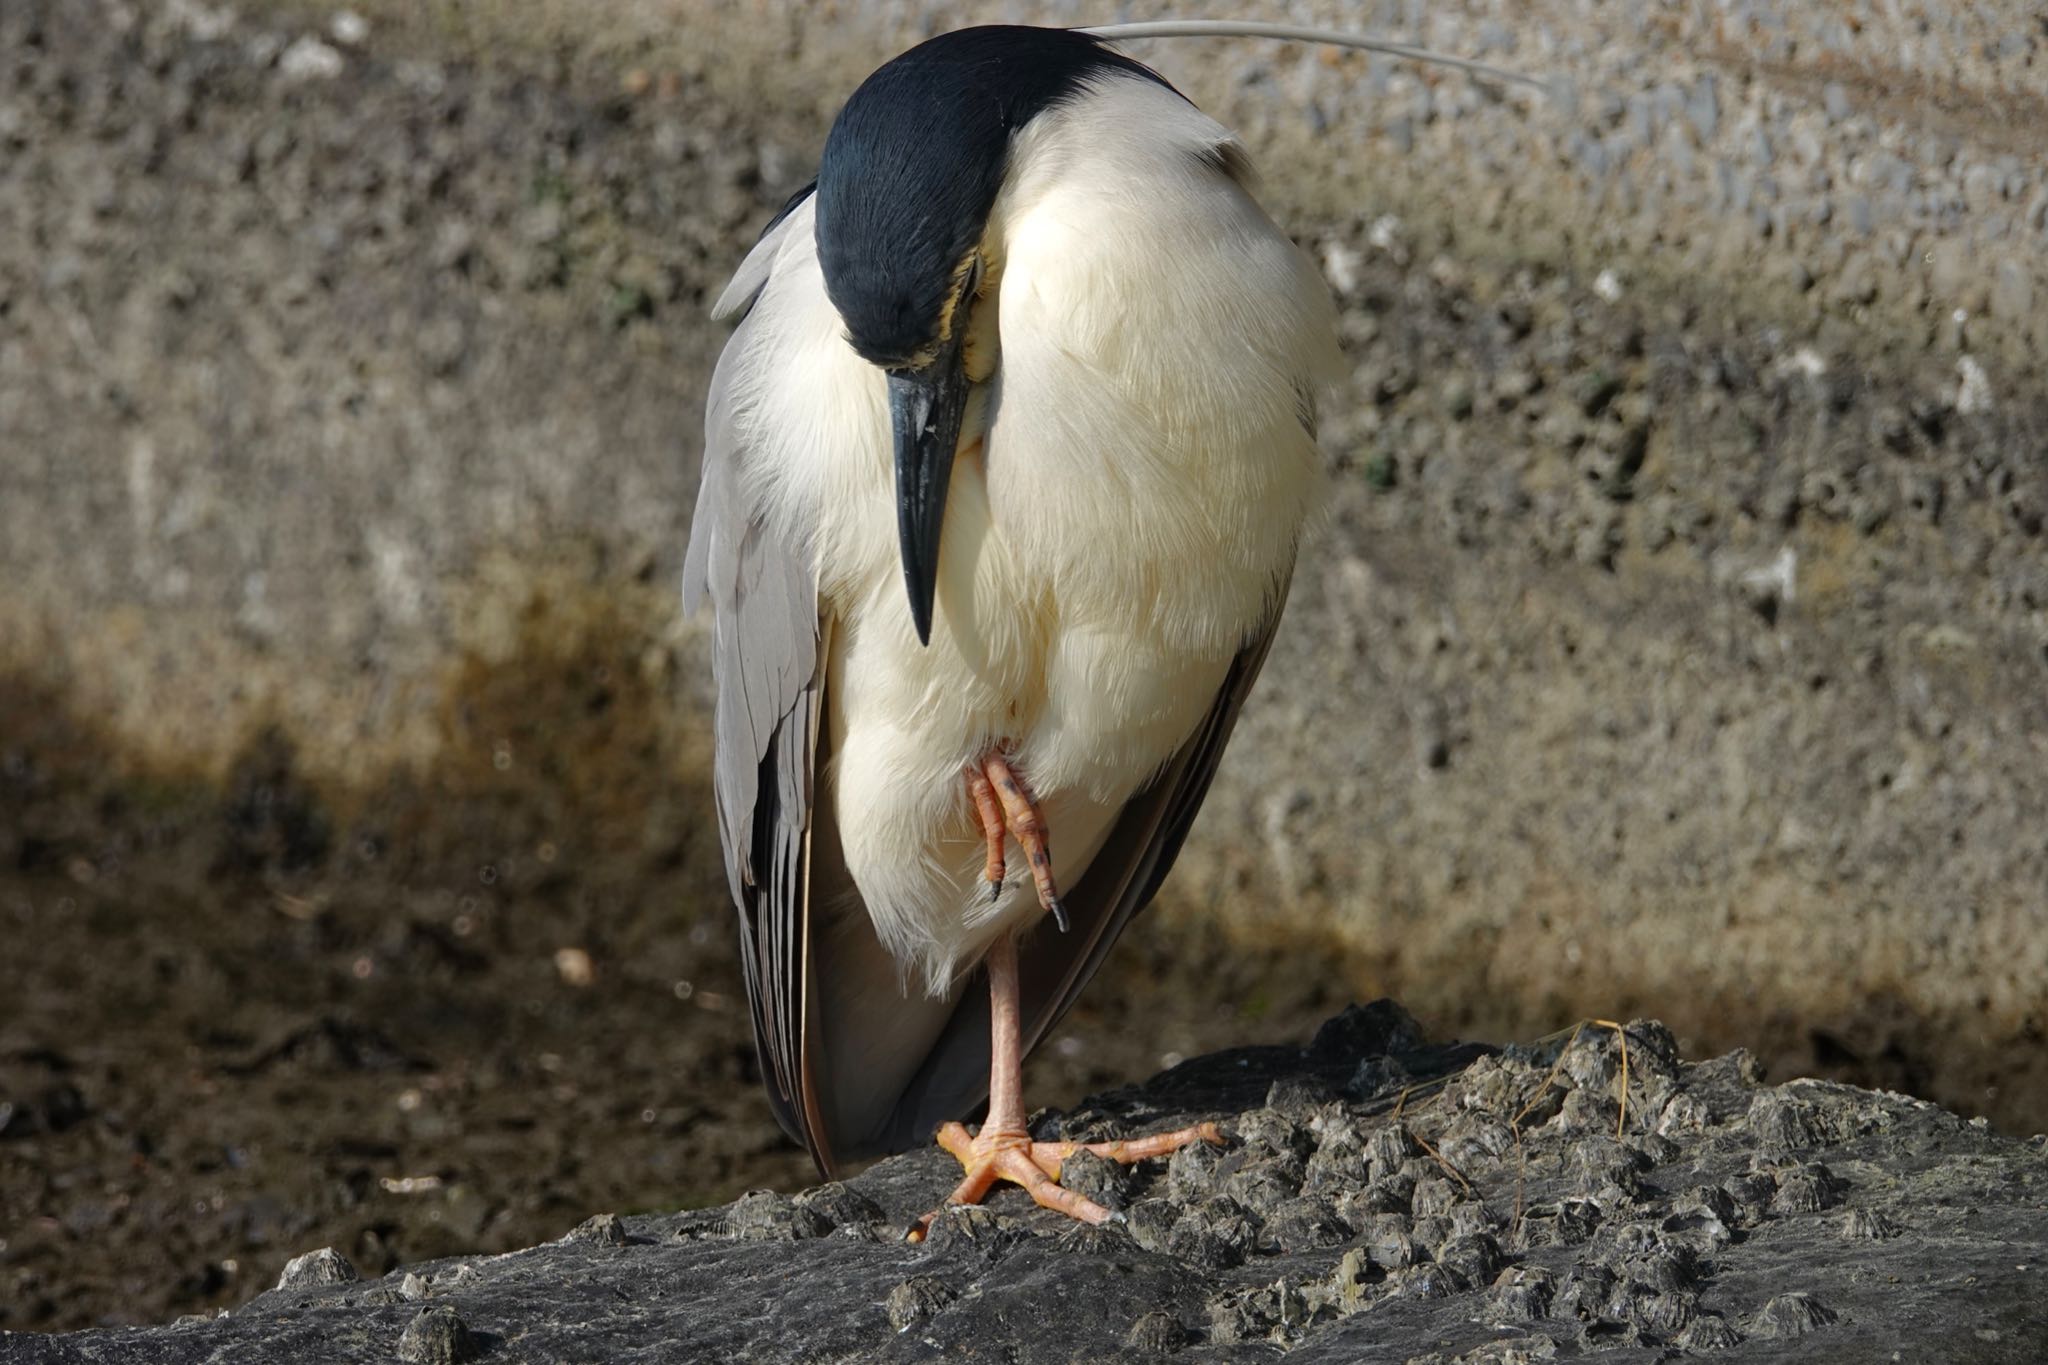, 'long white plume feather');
1079,19,1550,94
